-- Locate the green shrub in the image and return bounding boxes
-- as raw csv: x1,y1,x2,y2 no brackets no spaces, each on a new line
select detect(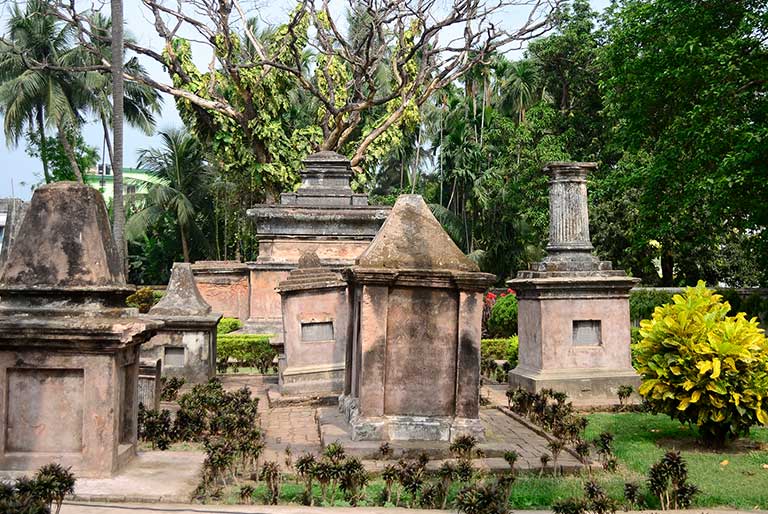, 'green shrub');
487,294,518,337
629,289,675,323
635,281,768,447
217,317,243,335
481,337,519,368
160,376,186,401
126,287,163,313
218,334,276,374
718,290,768,325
